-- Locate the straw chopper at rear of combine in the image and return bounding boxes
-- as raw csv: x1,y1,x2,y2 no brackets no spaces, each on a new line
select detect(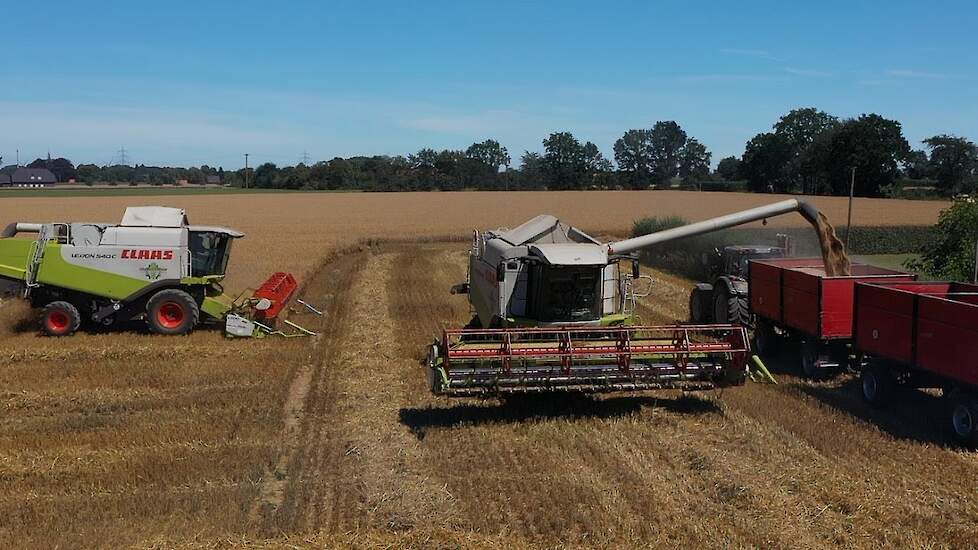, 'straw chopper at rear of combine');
427,199,829,397
0,206,309,337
